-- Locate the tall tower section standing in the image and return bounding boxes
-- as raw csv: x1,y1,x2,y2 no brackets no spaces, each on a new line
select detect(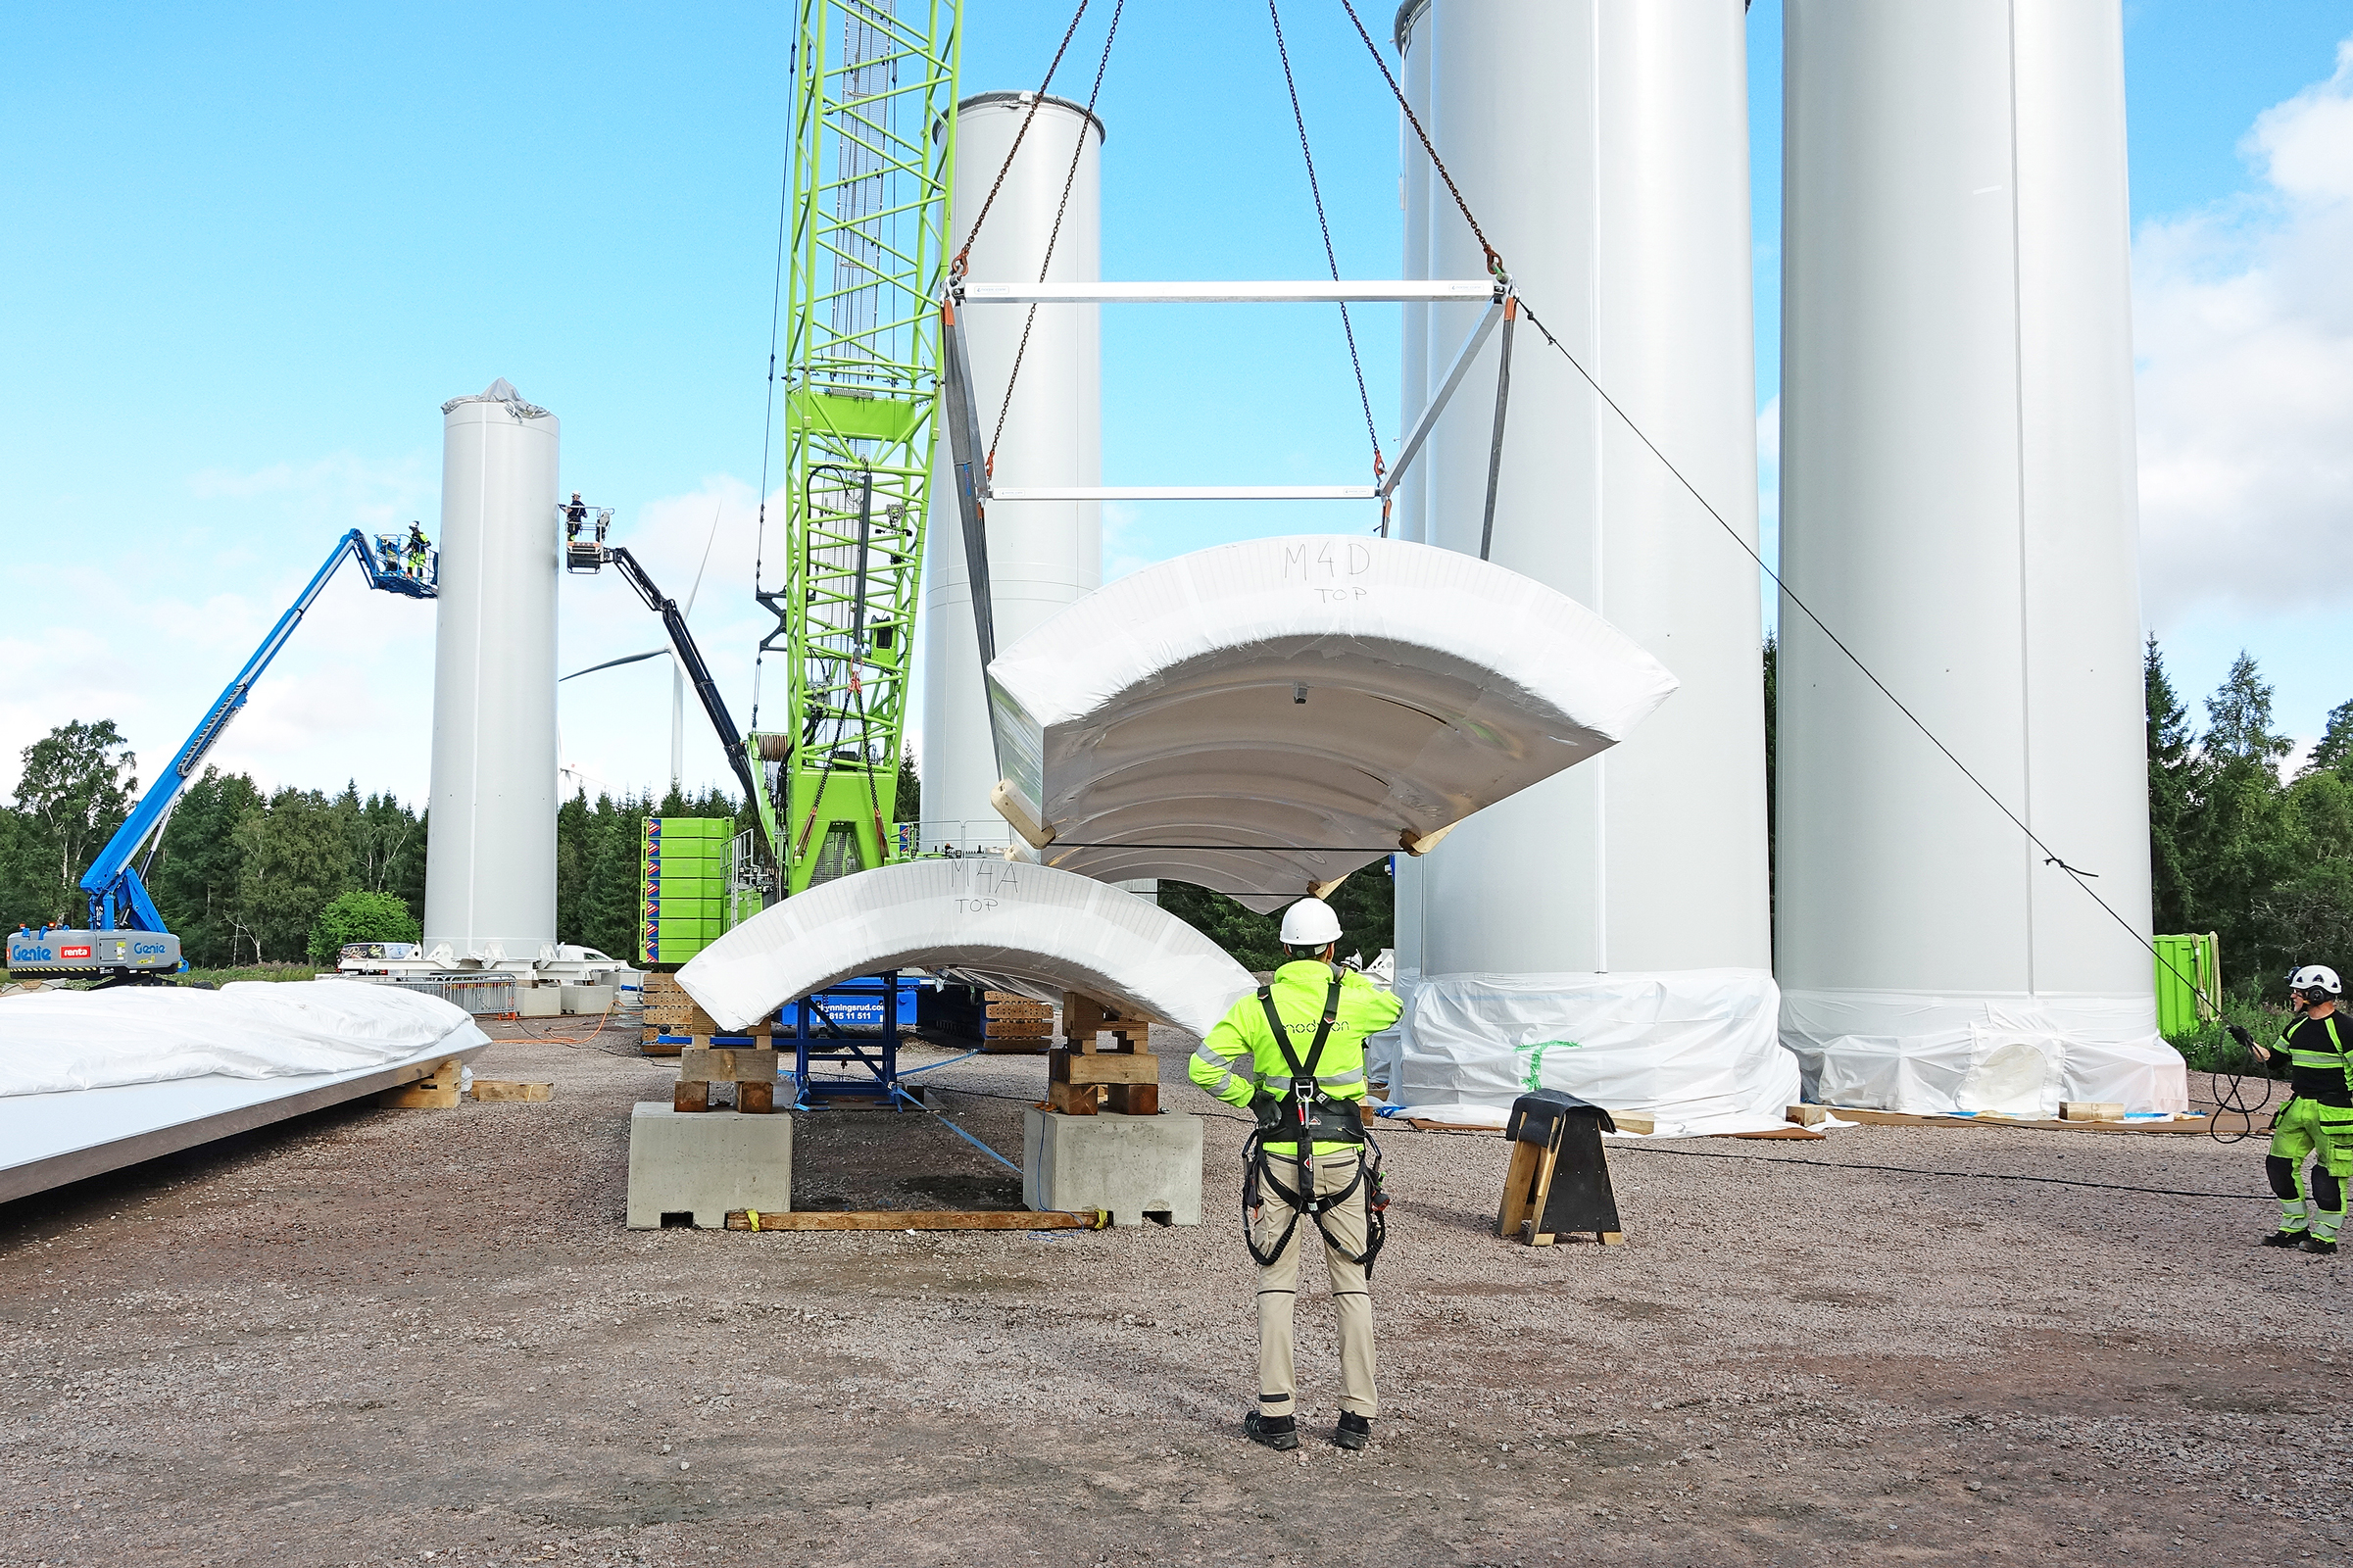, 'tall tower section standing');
1393,0,1771,981
920,92,1103,851
424,379,561,964
1776,2,2167,1092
